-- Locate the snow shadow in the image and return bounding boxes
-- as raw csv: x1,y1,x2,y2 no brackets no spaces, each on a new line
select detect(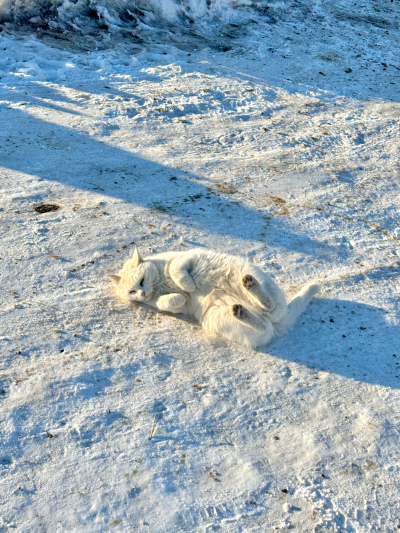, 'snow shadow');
1,95,337,256
59,361,142,402
76,409,126,448
264,297,400,388
66,367,116,401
